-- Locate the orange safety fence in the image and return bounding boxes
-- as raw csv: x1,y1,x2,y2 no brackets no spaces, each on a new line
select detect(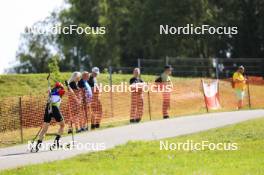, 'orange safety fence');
0,78,264,146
